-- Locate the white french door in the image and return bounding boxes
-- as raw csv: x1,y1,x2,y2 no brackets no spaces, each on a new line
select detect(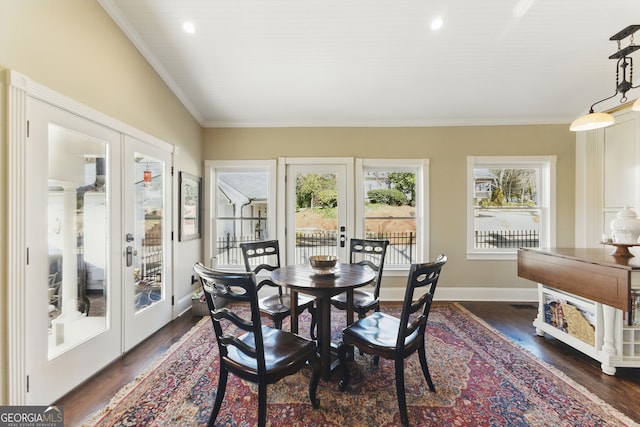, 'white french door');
282,158,353,265
25,98,123,404
122,136,173,351
24,100,173,404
